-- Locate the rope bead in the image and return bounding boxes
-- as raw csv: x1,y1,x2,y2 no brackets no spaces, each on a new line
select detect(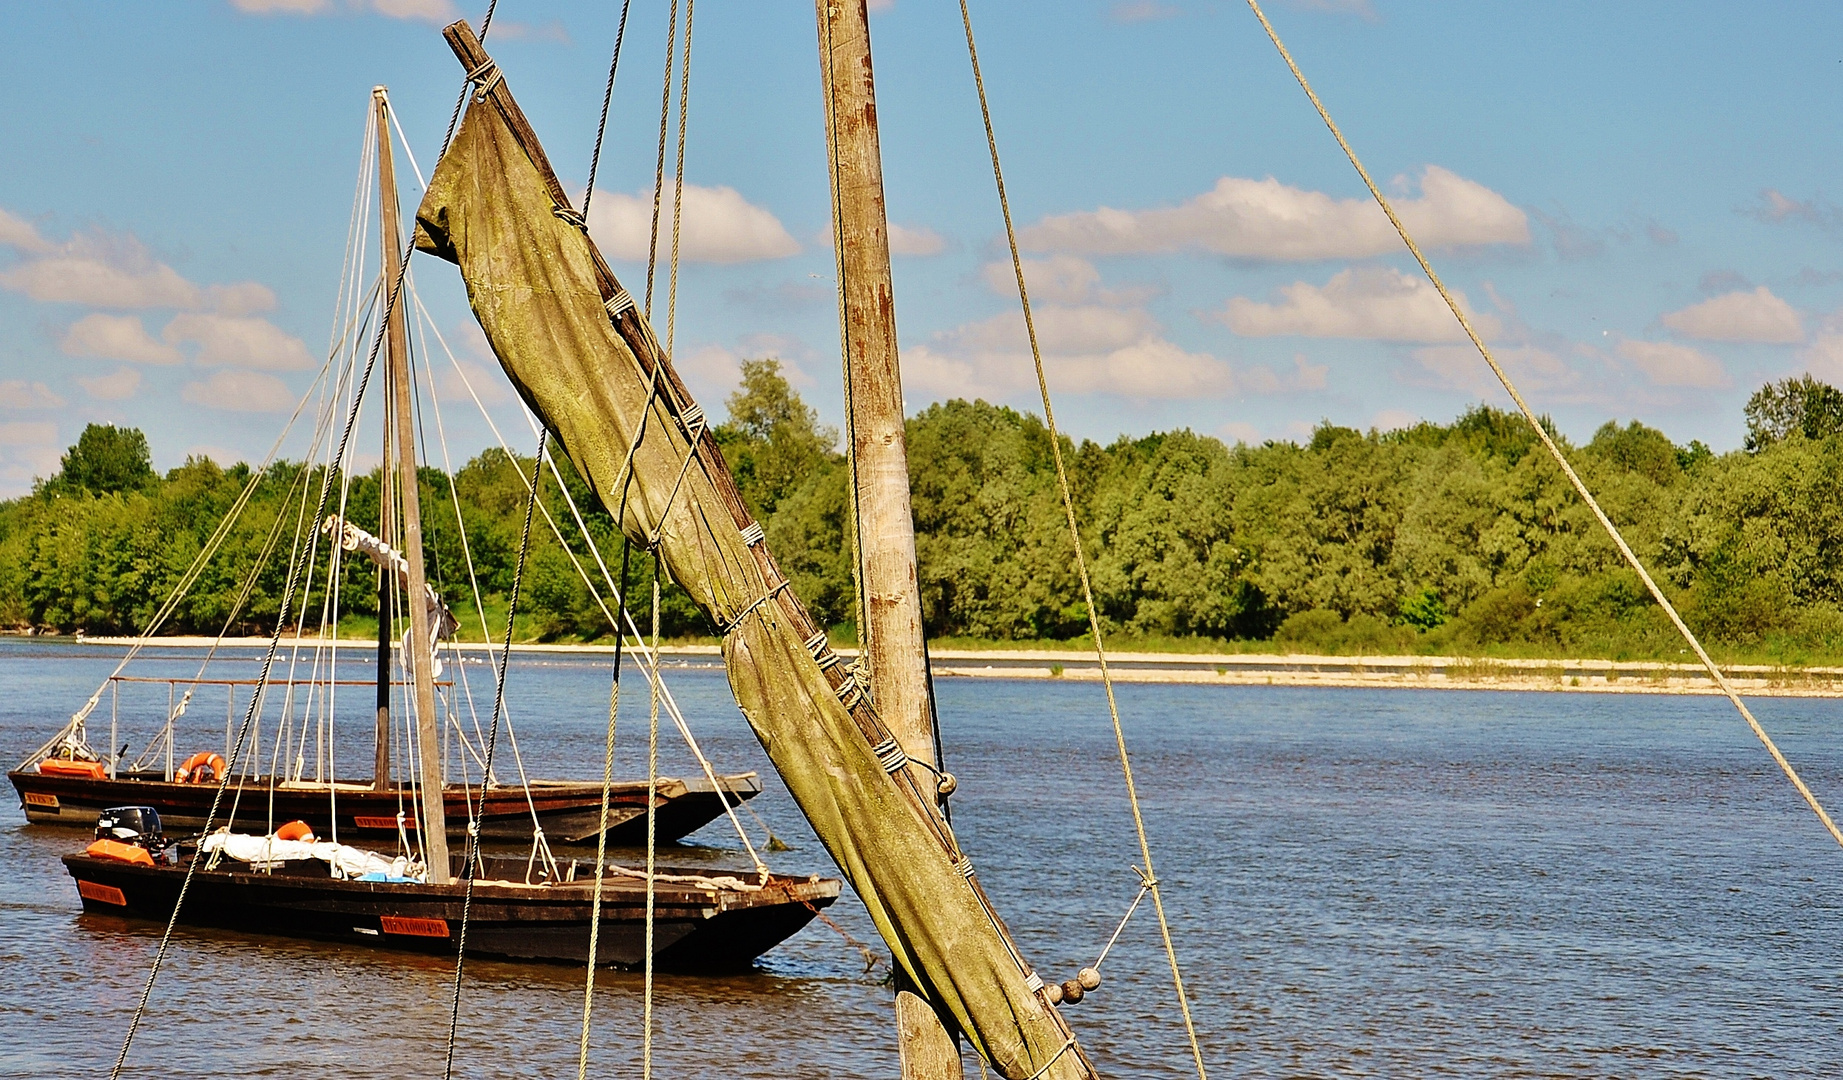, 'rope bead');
1077,966,1101,991
1059,980,1084,1004
1043,982,1064,1005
